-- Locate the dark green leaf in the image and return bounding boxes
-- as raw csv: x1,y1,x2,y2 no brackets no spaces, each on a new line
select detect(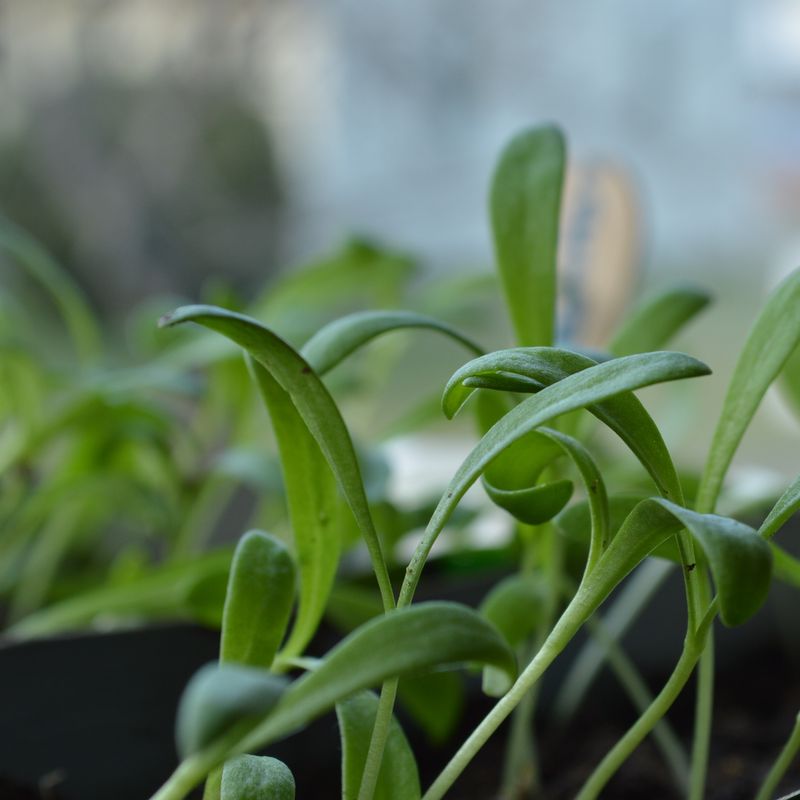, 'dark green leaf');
336,691,420,800
396,671,464,745
696,268,800,512
221,531,295,668
221,755,295,800
247,359,343,661
159,305,394,610
490,126,565,346
176,663,287,758
301,310,482,375
610,285,711,357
